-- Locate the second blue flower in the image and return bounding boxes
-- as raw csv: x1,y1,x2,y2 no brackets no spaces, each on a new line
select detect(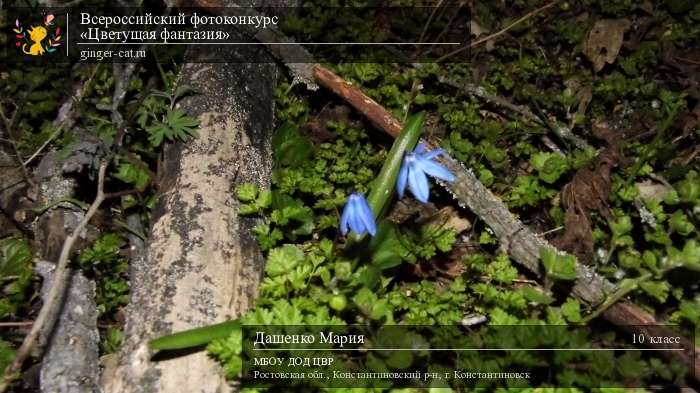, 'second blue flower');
397,144,456,203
